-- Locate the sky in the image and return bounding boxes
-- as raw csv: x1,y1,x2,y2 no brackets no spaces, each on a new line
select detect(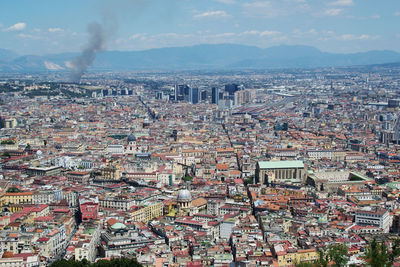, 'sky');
0,0,399,55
